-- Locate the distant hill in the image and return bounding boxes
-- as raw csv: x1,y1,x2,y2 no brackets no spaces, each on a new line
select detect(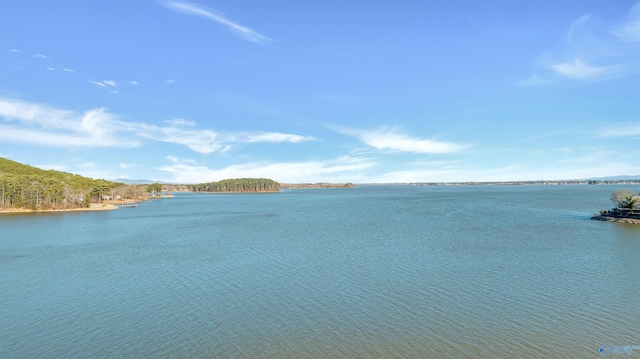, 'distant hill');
585,175,640,181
